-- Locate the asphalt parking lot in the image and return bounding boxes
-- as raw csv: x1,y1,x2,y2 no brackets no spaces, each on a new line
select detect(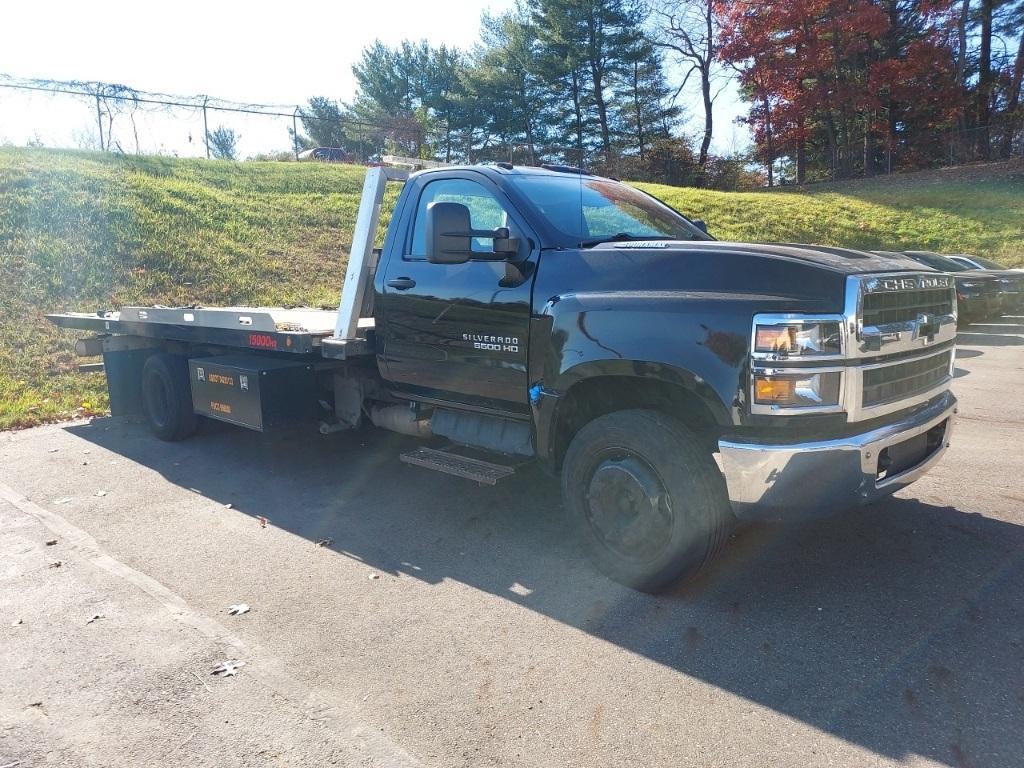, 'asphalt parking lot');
2,317,1022,768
